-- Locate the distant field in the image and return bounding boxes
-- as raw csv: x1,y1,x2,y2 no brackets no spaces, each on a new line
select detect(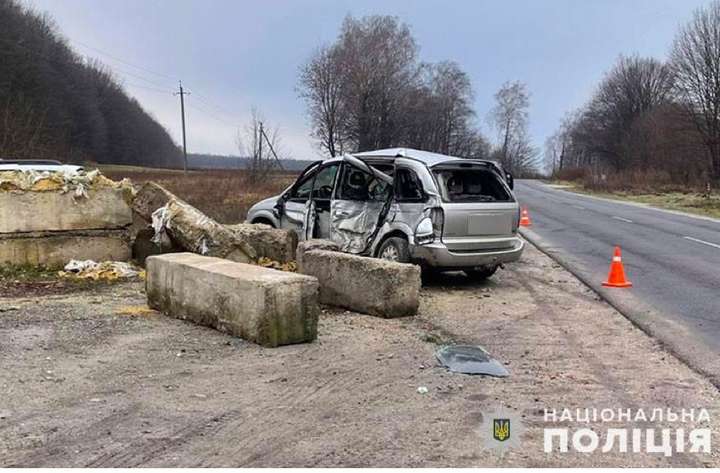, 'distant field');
99,165,298,224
